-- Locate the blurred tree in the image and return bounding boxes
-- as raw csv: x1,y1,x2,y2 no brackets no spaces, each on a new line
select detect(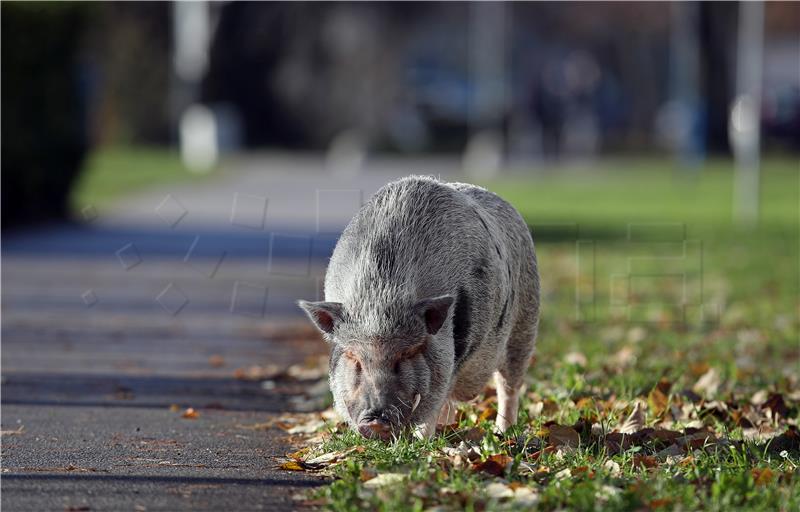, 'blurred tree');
1,2,91,226
698,2,738,154
91,2,172,145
